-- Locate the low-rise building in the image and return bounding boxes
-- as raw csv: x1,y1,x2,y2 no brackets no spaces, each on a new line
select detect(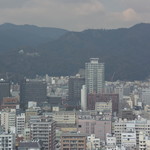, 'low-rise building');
121,130,136,149
114,118,150,145
17,140,44,150
0,133,16,150
25,108,38,123
61,133,87,150
53,111,76,125
87,134,101,150
77,113,111,141
95,100,112,113
24,128,31,141
139,132,150,150
1,97,19,110
106,133,118,150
